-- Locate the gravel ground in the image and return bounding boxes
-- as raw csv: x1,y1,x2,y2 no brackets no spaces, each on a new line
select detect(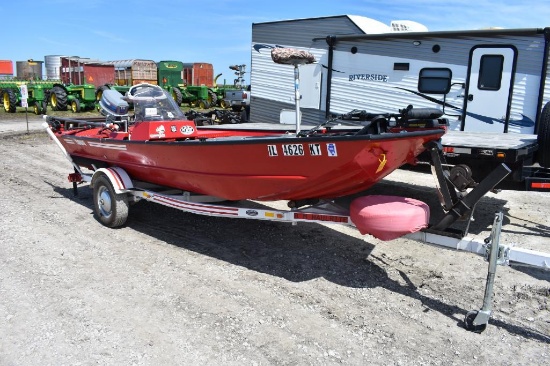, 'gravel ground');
0,117,549,365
